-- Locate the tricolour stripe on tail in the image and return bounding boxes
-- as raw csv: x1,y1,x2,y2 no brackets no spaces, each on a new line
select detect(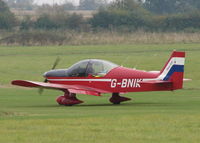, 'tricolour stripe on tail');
157,51,185,89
